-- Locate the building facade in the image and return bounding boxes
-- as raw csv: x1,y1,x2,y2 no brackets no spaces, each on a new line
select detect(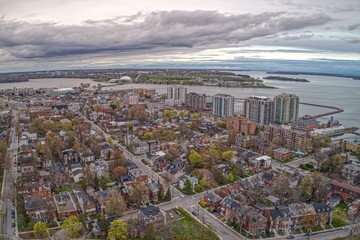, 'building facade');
167,86,187,105
212,94,234,118
226,116,257,135
264,124,310,151
273,93,299,124
244,96,274,125
185,92,207,110
124,93,139,105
